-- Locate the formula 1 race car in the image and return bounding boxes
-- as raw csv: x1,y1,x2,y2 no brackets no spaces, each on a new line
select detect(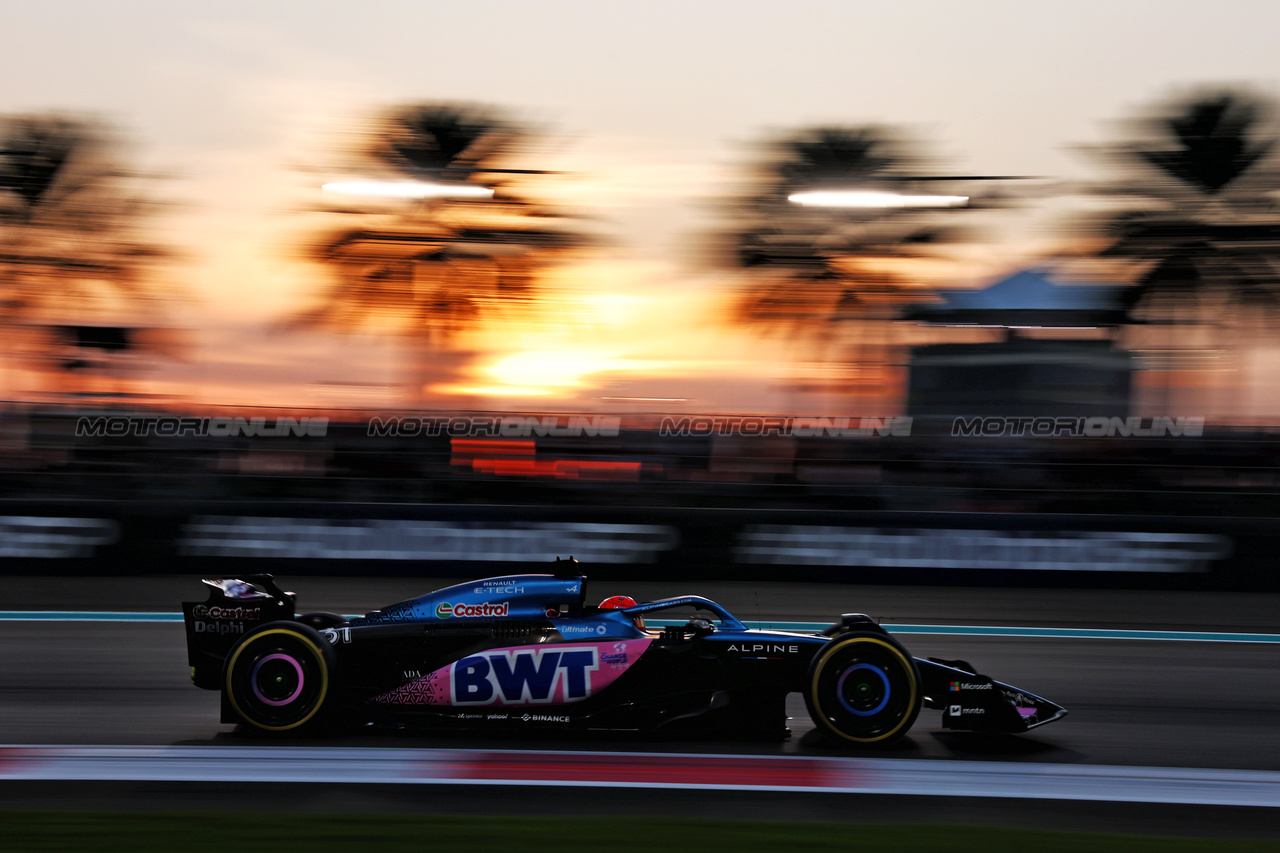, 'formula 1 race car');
182,559,1066,745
